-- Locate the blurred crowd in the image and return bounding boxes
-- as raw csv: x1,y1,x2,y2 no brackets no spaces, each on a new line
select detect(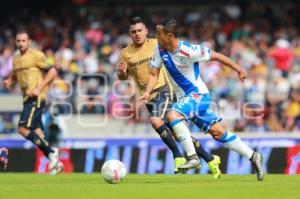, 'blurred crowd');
0,2,299,134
